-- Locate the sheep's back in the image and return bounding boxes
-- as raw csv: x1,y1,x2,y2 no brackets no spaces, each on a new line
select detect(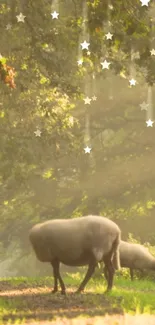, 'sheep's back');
120,241,154,269
30,215,120,263
42,215,119,253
